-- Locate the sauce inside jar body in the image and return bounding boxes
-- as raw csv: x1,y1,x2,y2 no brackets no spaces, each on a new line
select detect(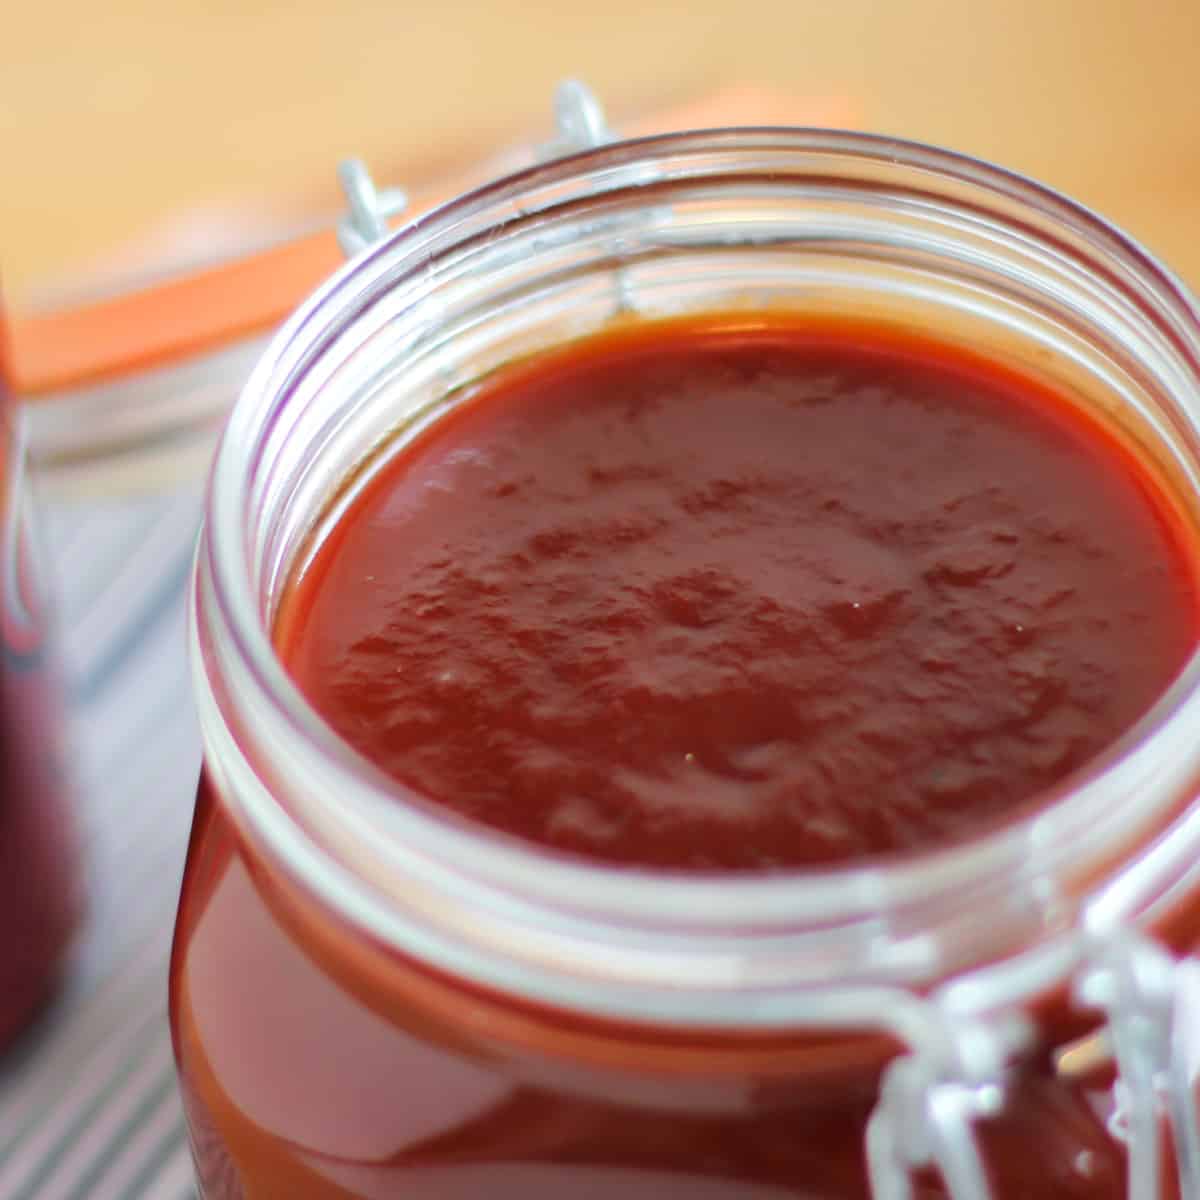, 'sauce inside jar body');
0,316,78,1050
281,315,1199,869
171,314,1200,1197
